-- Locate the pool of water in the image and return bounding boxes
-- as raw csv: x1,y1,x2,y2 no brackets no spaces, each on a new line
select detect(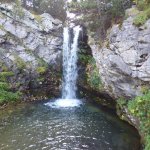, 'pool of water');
0,99,140,150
